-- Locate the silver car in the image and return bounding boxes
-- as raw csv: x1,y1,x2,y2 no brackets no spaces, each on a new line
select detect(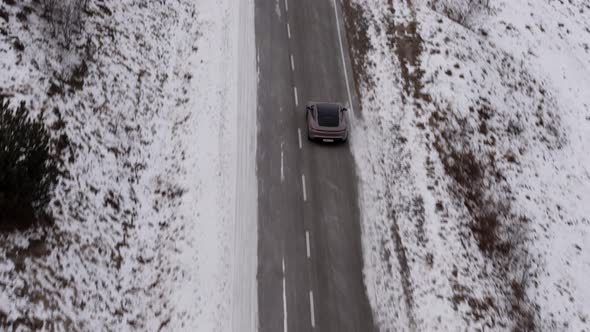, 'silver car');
305,102,348,142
